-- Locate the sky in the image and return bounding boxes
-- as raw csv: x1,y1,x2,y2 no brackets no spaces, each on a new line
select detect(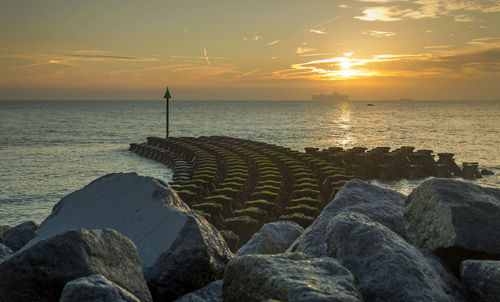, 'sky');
1,0,499,100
